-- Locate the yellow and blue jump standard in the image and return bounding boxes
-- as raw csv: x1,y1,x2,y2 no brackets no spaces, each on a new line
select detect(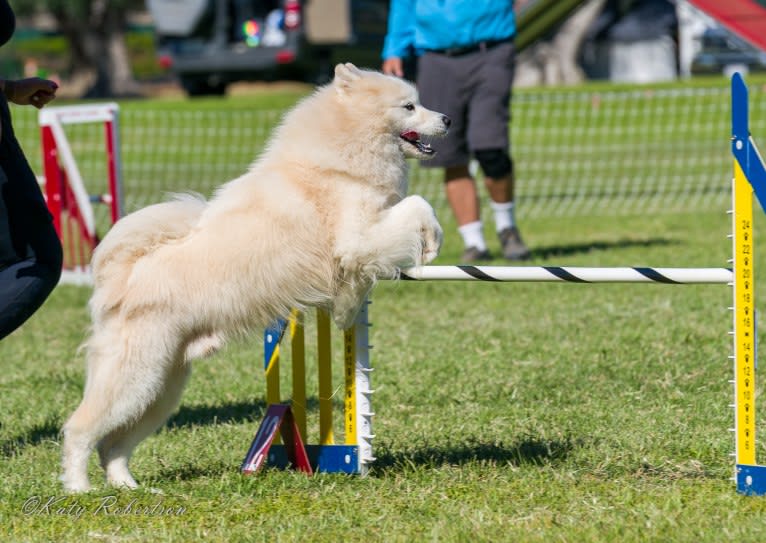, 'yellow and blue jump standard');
731,72,766,496
249,302,375,474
